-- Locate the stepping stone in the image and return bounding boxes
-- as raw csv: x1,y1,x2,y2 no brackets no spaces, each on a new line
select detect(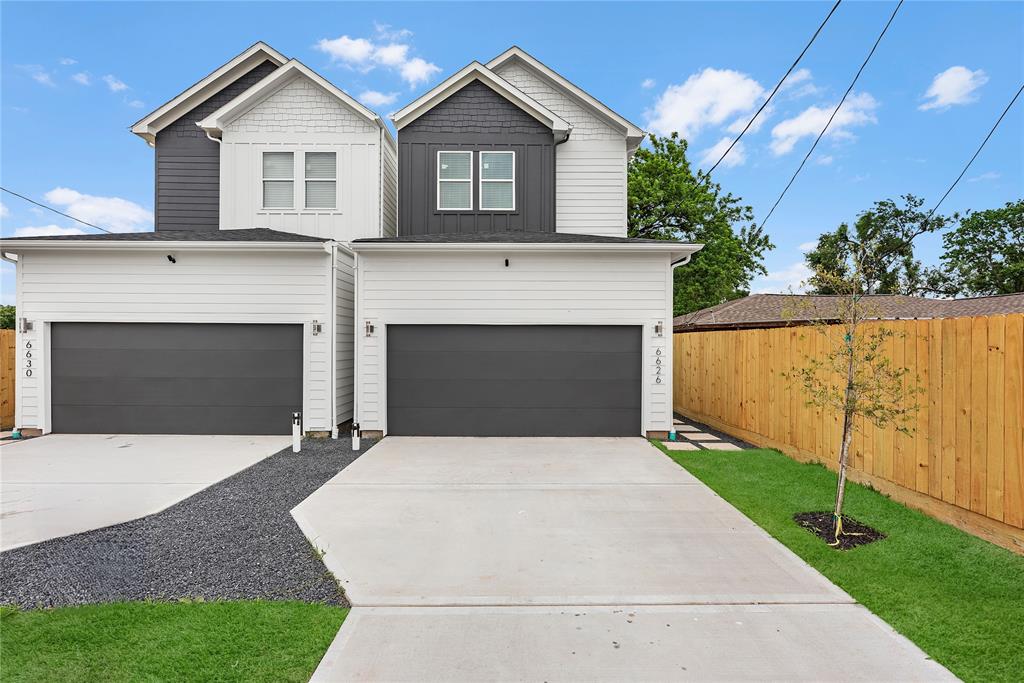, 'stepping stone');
672,419,686,425
676,425,700,433
663,441,699,451
702,442,741,451
681,432,718,441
